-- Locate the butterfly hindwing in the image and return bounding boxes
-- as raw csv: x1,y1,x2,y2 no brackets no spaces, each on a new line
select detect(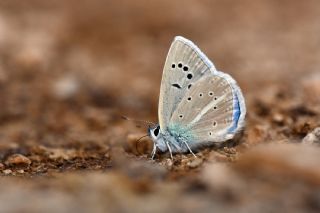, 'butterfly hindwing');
158,36,216,130
170,72,244,145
